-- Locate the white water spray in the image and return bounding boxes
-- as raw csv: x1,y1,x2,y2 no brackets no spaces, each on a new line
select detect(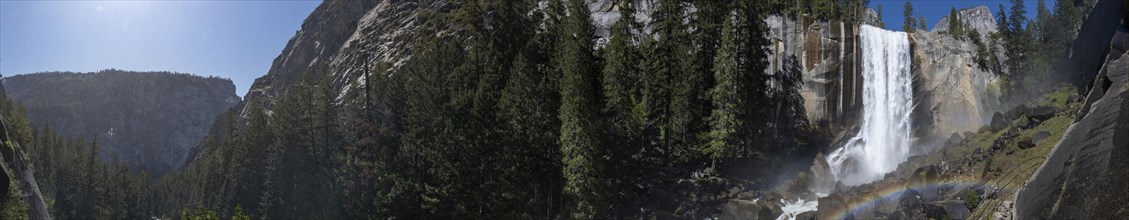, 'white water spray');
826,25,914,186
